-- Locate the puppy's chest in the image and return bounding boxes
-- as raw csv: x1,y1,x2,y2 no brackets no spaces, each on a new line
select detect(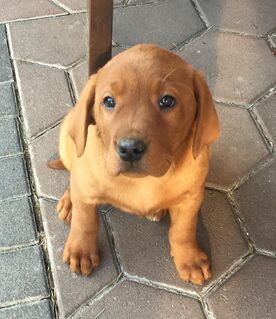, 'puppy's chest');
95,175,193,215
